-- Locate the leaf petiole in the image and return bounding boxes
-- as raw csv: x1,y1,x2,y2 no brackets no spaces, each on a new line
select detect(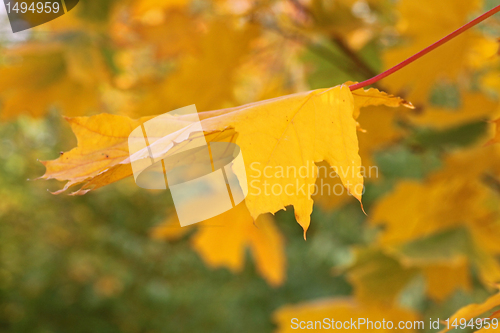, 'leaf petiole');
349,4,500,91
